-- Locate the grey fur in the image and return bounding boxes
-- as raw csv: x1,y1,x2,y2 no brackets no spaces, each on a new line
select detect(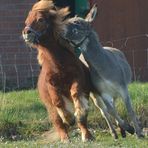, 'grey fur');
62,5,144,138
